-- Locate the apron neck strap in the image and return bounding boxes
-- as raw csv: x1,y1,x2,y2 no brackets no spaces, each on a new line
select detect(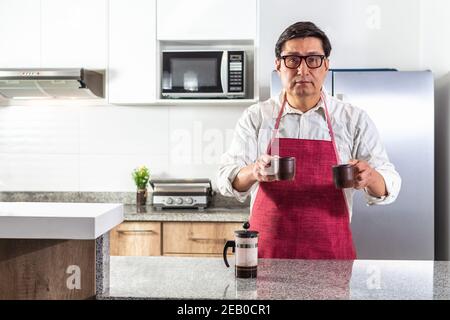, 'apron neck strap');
272,92,342,163
320,92,336,143
320,92,342,164
274,95,286,130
